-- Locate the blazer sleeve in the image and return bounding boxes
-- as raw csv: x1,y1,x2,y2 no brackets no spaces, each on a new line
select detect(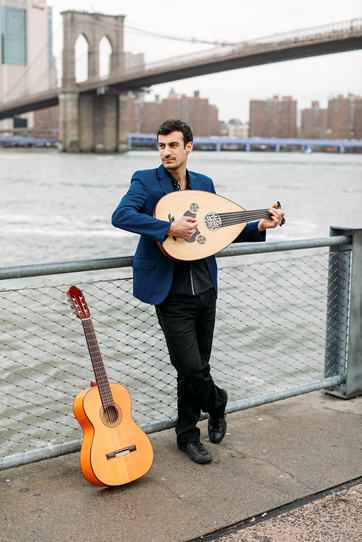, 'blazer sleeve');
111,171,170,243
233,221,266,243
